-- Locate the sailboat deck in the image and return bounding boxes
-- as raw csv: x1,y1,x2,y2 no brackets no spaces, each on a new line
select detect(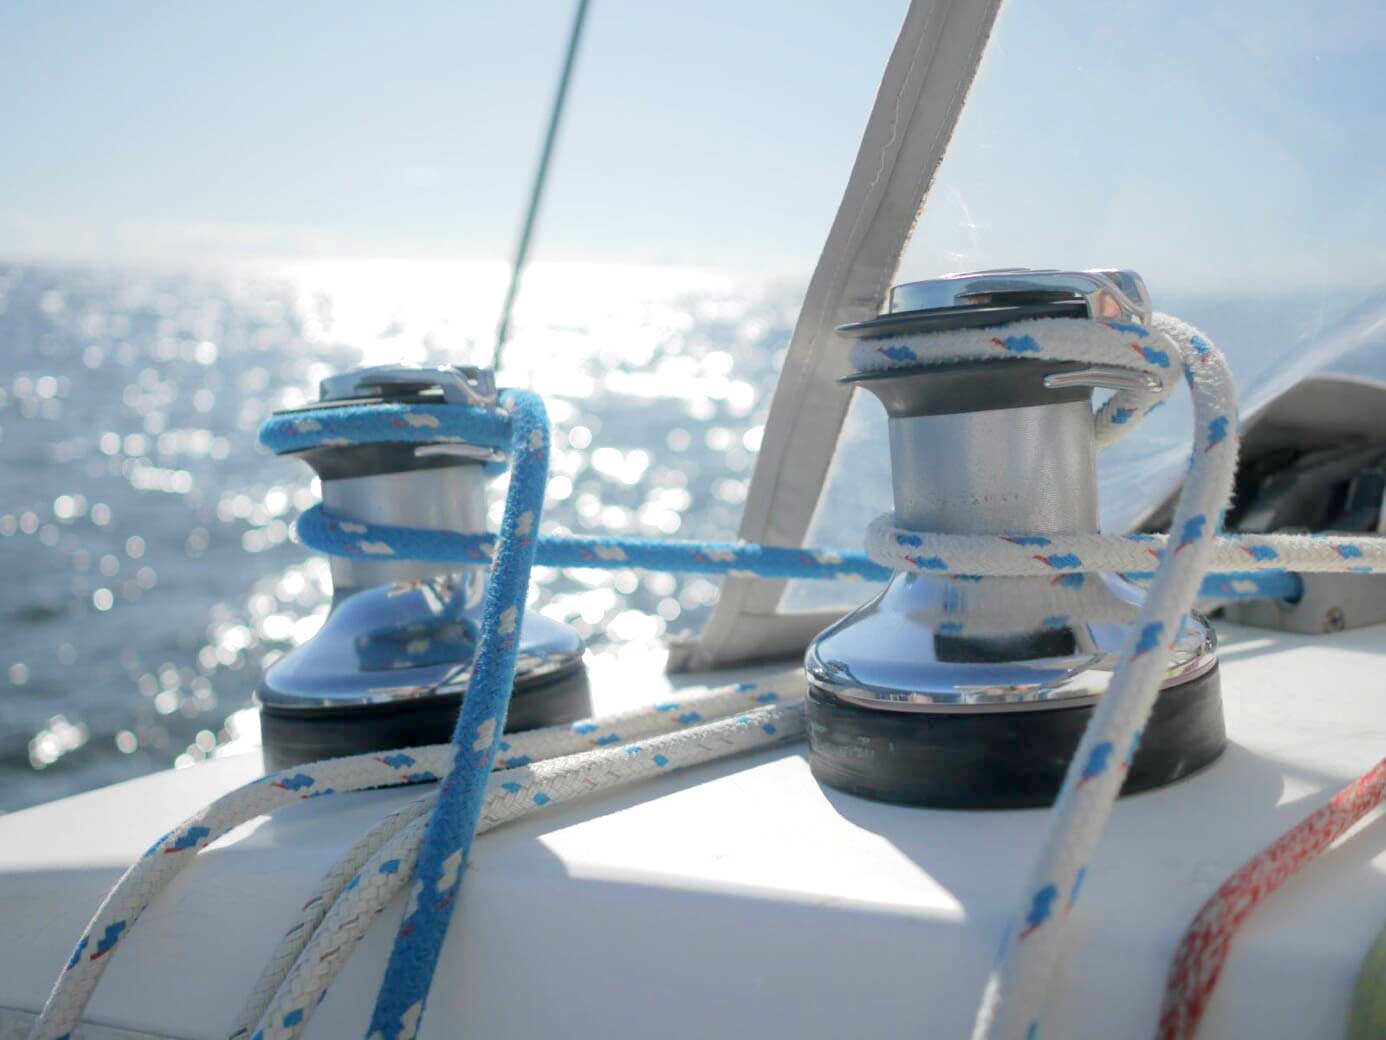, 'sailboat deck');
1,621,1383,1040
